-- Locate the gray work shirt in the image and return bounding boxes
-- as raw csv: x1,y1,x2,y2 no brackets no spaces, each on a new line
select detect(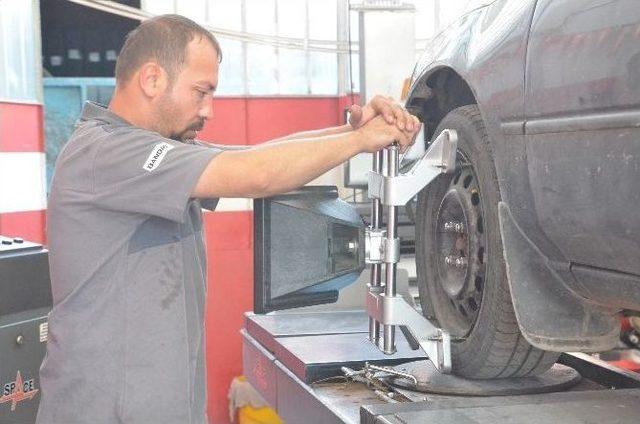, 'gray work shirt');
36,102,223,424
